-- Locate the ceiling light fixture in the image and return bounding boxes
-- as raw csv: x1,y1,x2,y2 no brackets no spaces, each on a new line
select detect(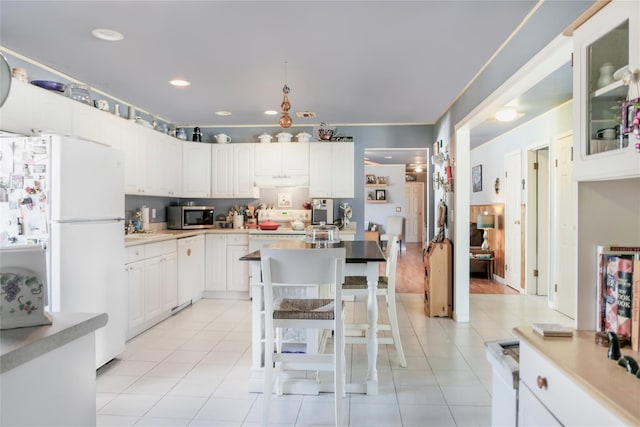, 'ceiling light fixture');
169,79,191,87
264,110,278,116
215,111,231,116
91,28,124,41
384,156,393,159
279,60,292,128
495,107,518,122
